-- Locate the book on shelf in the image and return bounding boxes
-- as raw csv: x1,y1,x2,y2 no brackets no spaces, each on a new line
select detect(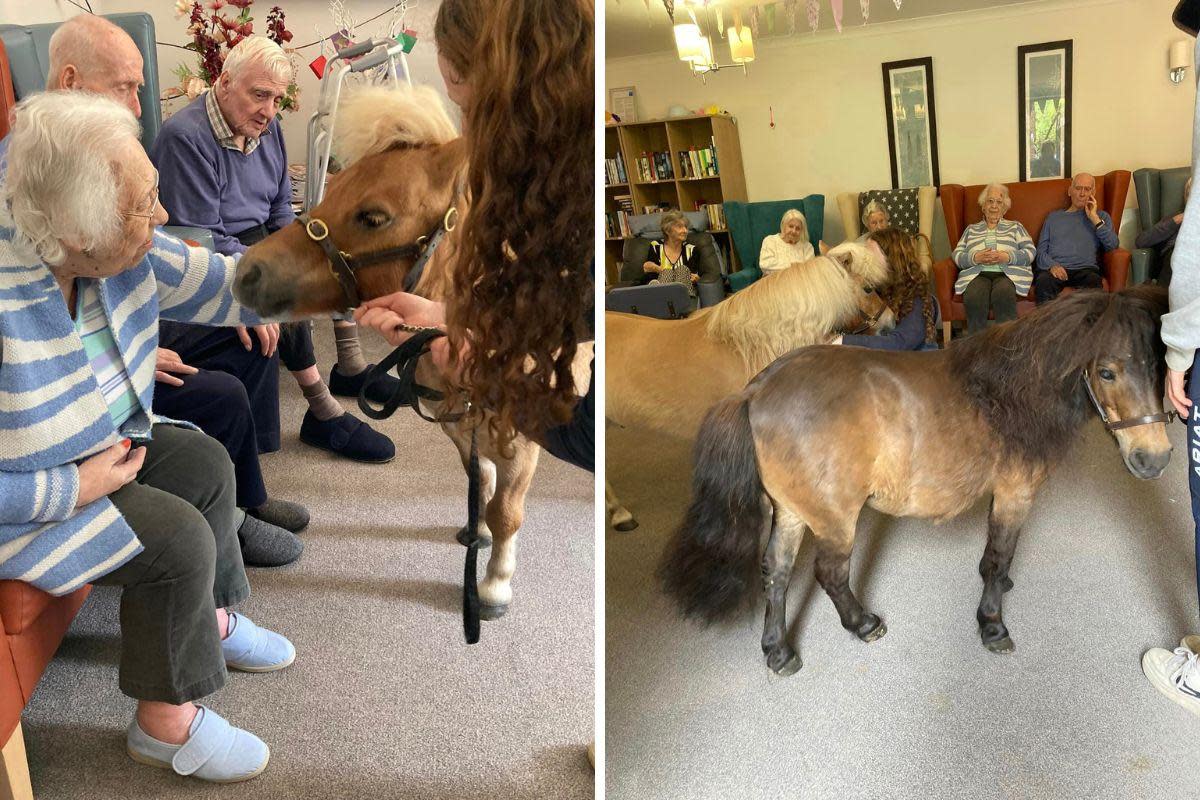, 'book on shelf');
694,201,726,231
604,152,627,185
641,202,672,215
676,141,720,179
636,150,674,182
604,211,632,239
